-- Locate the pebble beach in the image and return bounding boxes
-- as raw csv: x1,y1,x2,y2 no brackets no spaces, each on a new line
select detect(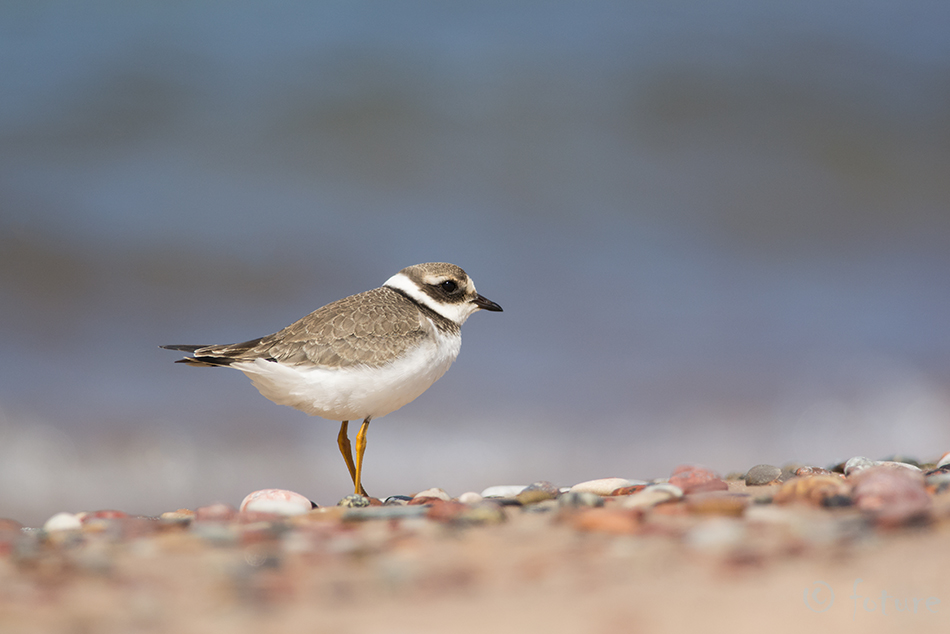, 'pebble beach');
3,455,948,634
